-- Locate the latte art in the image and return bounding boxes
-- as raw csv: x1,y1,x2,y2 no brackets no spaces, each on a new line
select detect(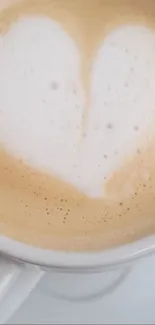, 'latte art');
1,0,155,251
0,16,85,190
1,18,155,197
